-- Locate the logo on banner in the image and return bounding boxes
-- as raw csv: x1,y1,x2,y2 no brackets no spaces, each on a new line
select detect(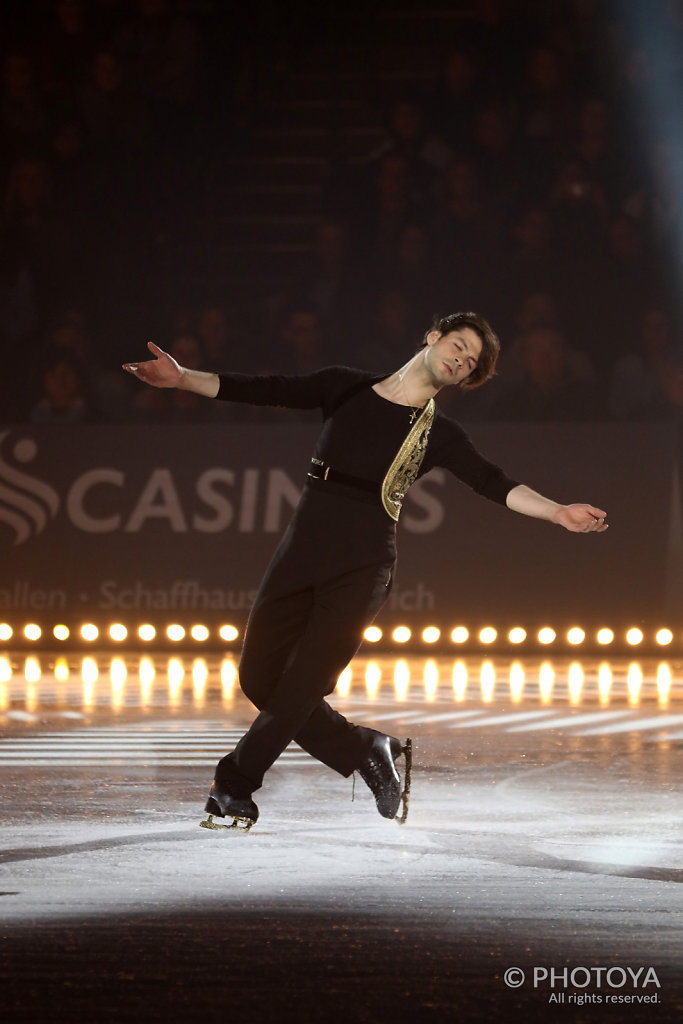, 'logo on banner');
0,430,445,546
0,431,60,545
